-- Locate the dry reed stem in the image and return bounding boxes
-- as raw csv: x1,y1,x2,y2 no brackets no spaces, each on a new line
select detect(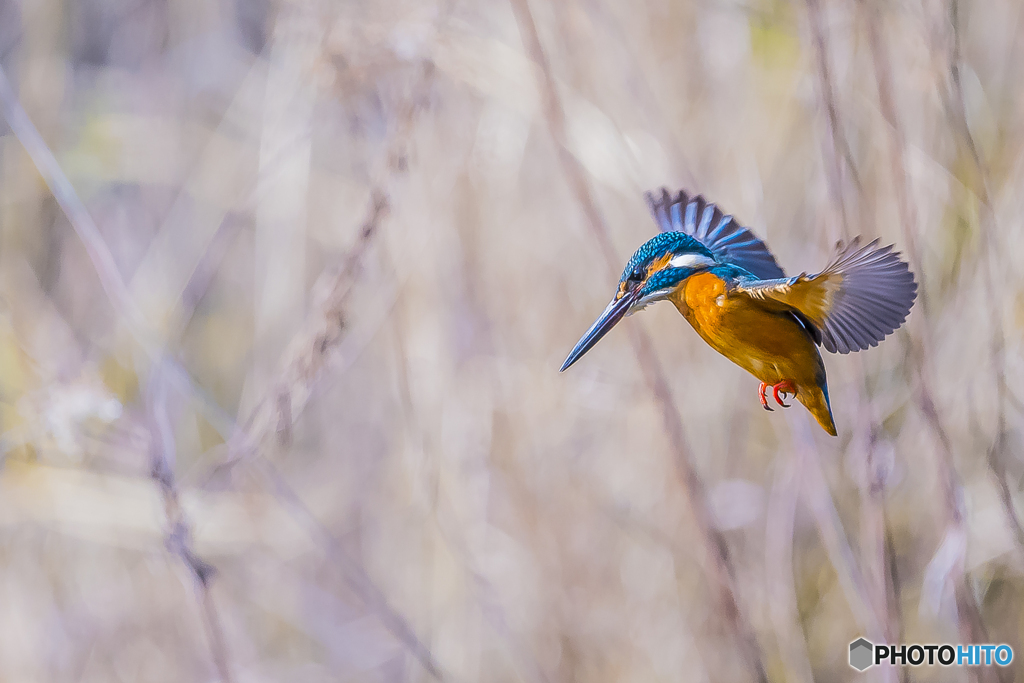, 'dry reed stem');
857,3,1005,680
801,5,901,676
251,456,446,680
943,0,1024,559
212,188,390,473
0,61,238,683
0,53,446,682
384,257,554,683
0,62,241,440
210,44,436,471
765,453,814,683
786,412,881,635
0,65,143,337
806,0,854,239
508,0,767,680
148,364,233,683
199,57,449,678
